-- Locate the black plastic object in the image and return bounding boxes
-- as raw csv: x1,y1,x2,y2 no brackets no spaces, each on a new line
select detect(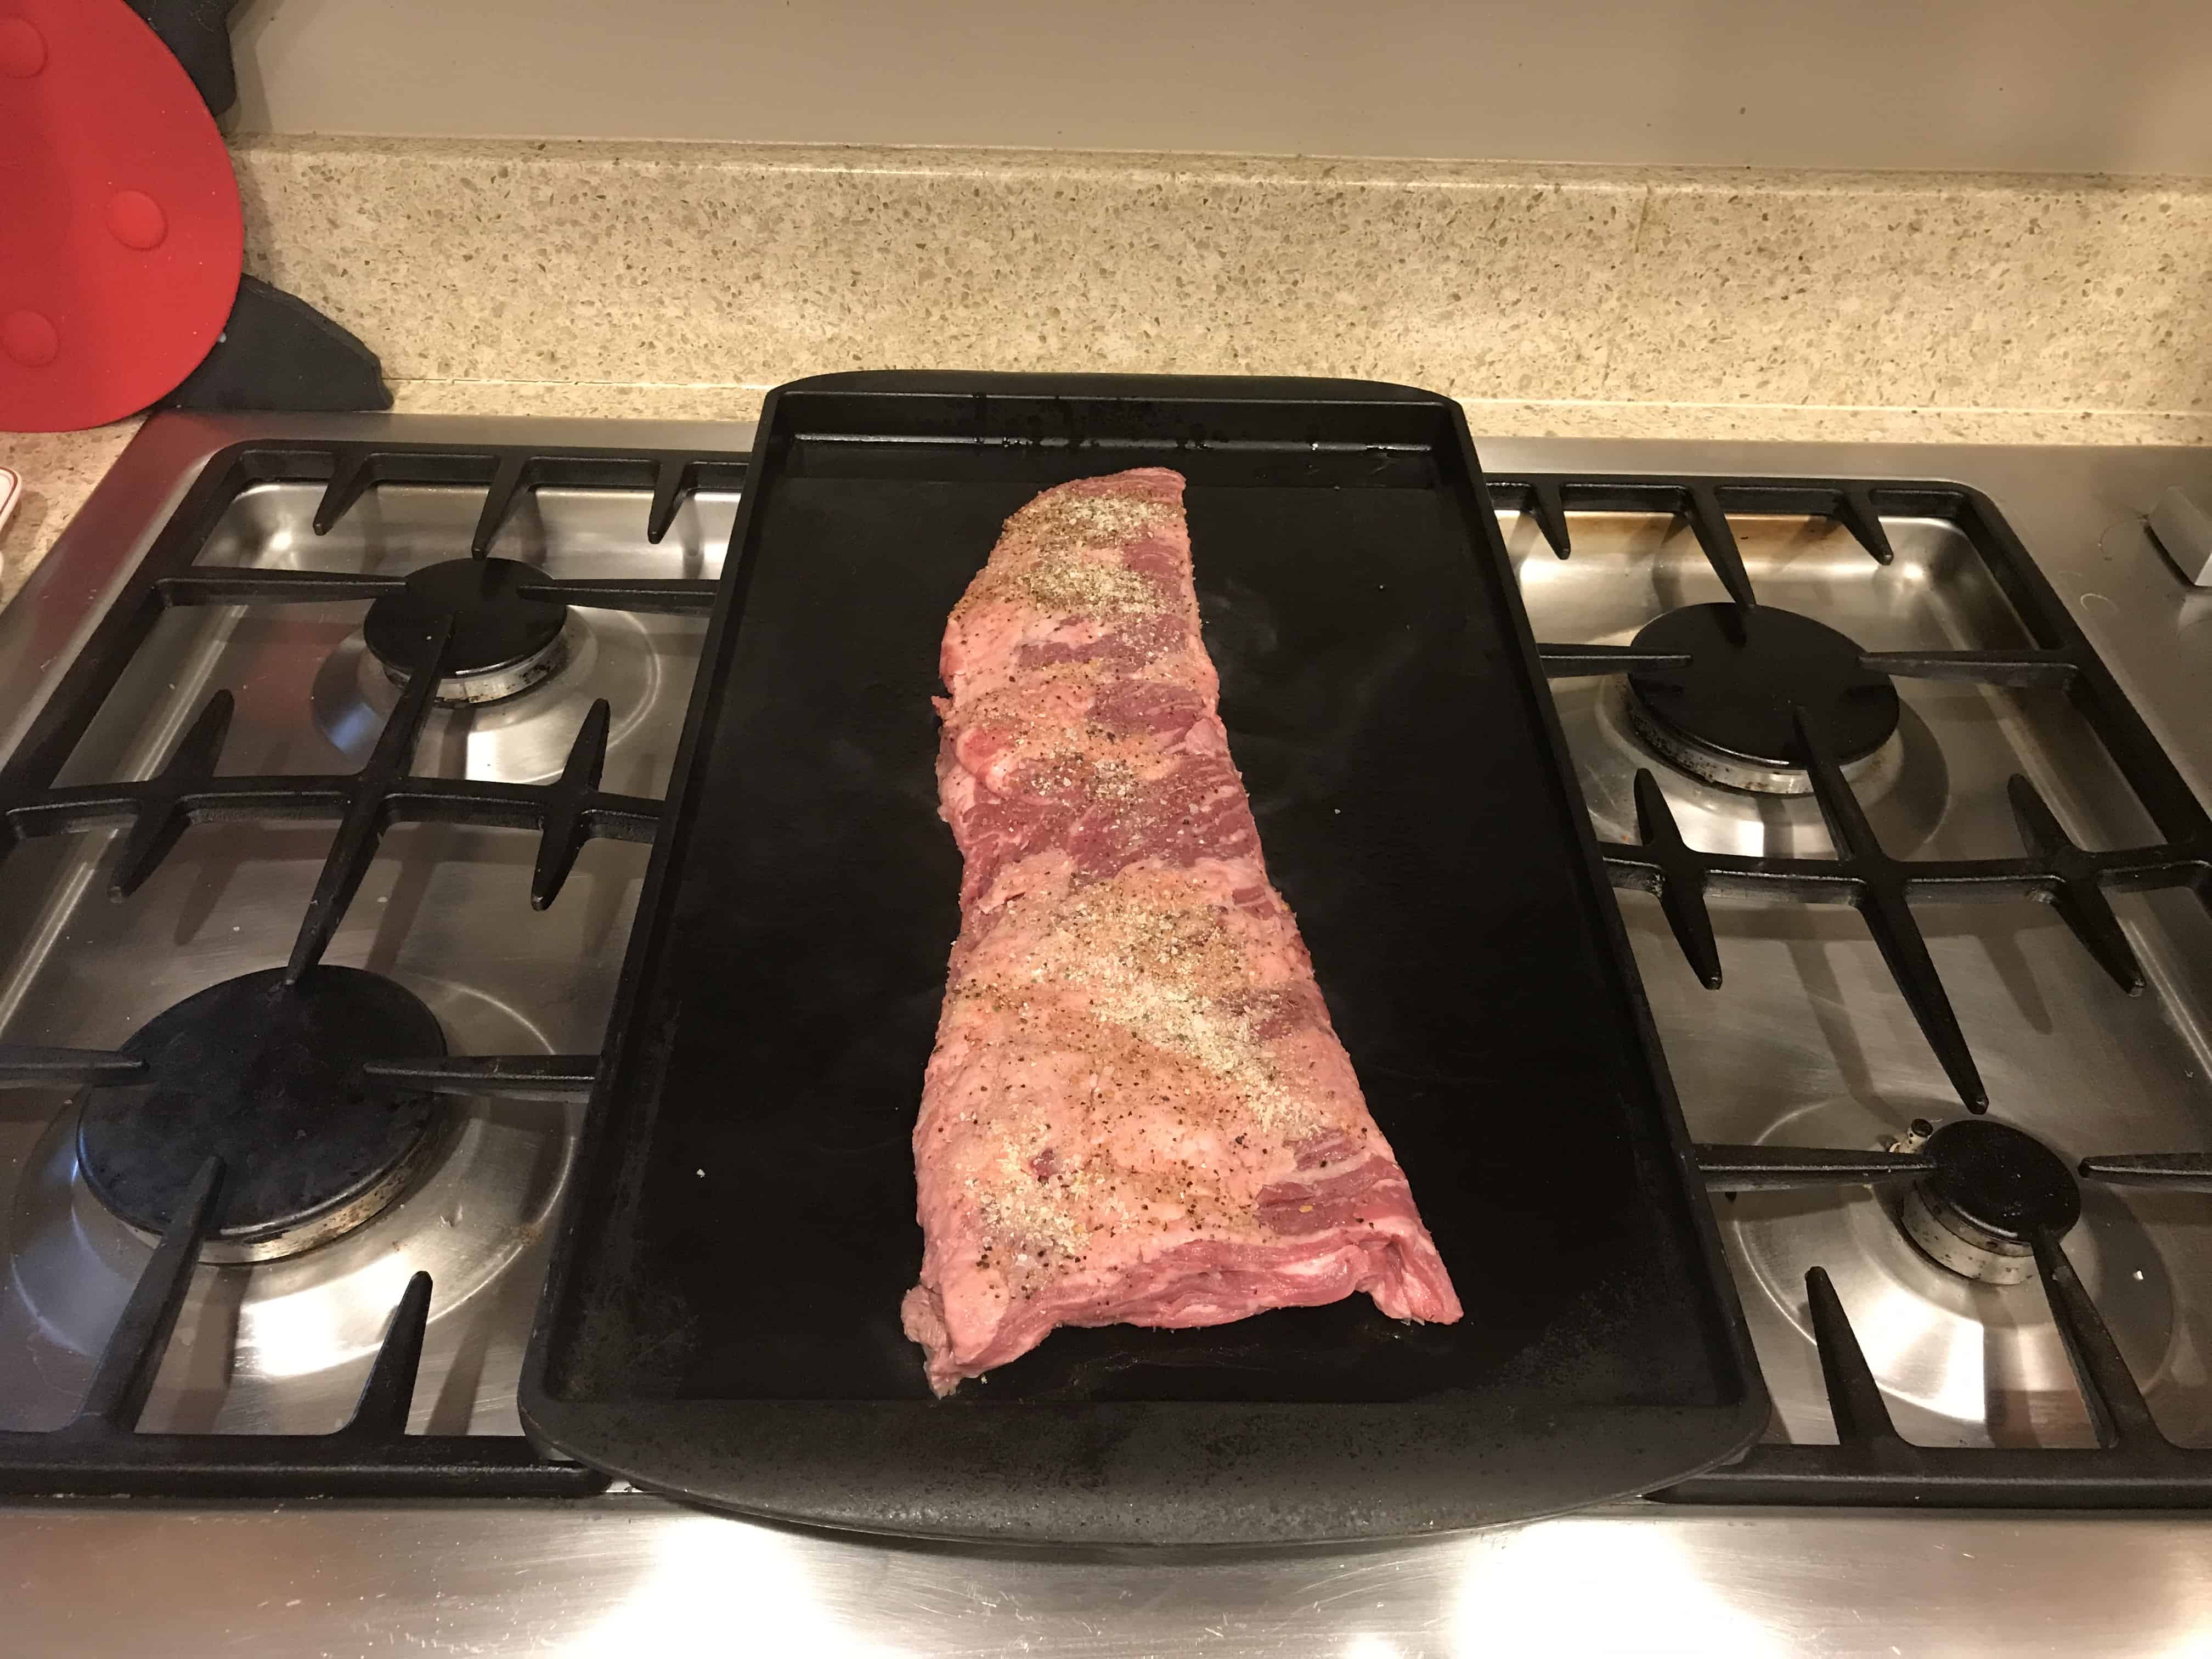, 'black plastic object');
1506,472,2212,1115
76,966,450,1249
518,371,1767,1546
0,435,742,1497
127,0,244,116
160,275,394,415
125,0,394,416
